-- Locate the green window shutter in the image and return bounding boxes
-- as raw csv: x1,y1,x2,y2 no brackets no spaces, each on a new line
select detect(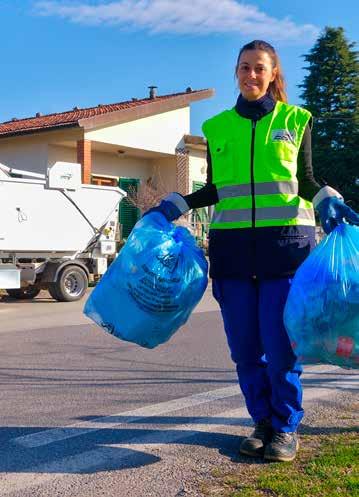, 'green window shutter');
118,178,140,238
192,181,209,245
192,181,208,224
192,181,205,191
